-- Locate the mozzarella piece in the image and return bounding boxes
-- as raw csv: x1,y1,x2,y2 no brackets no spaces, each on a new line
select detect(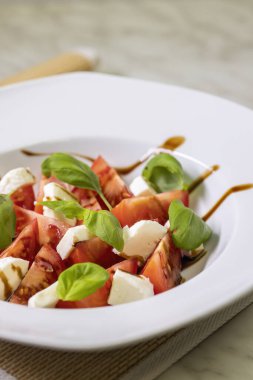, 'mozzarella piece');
28,282,59,308
0,257,29,300
129,176,156,197
57,225,93,260
115,220,167,261
0,167,35,195
43,182,77,226
108,270,154,305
